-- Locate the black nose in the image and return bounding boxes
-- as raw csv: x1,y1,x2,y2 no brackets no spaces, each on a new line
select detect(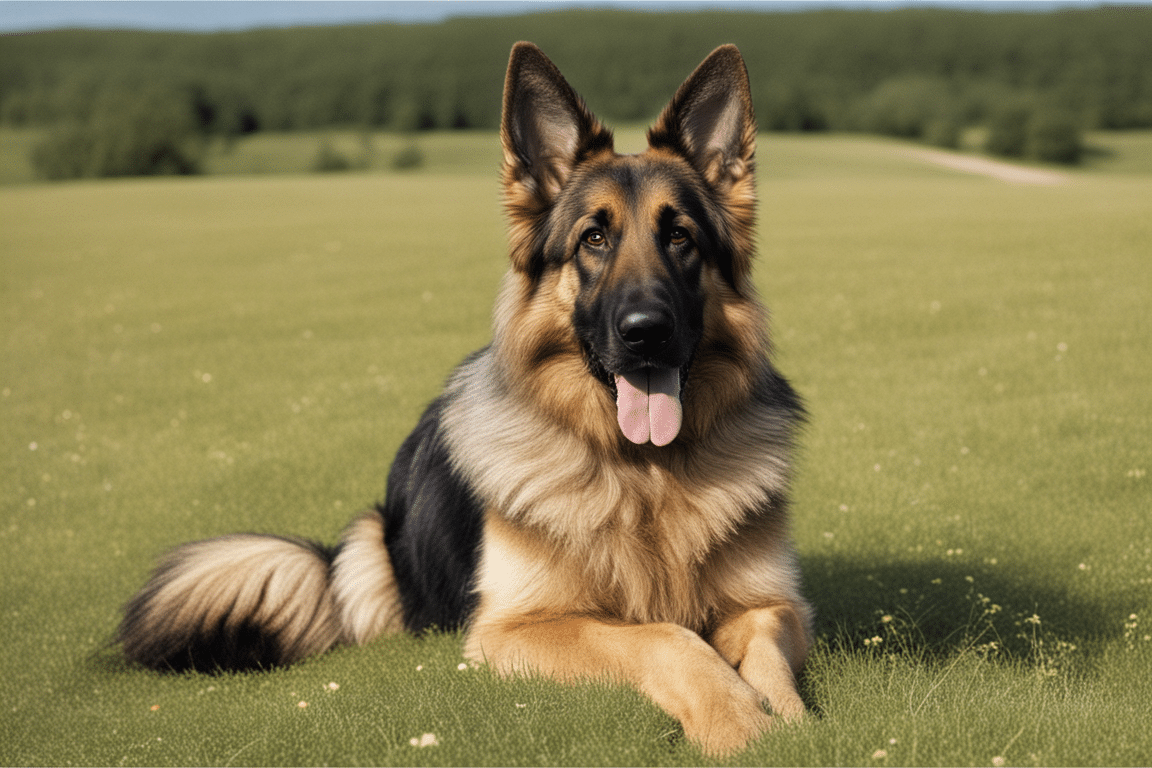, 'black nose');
618,308,675,353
